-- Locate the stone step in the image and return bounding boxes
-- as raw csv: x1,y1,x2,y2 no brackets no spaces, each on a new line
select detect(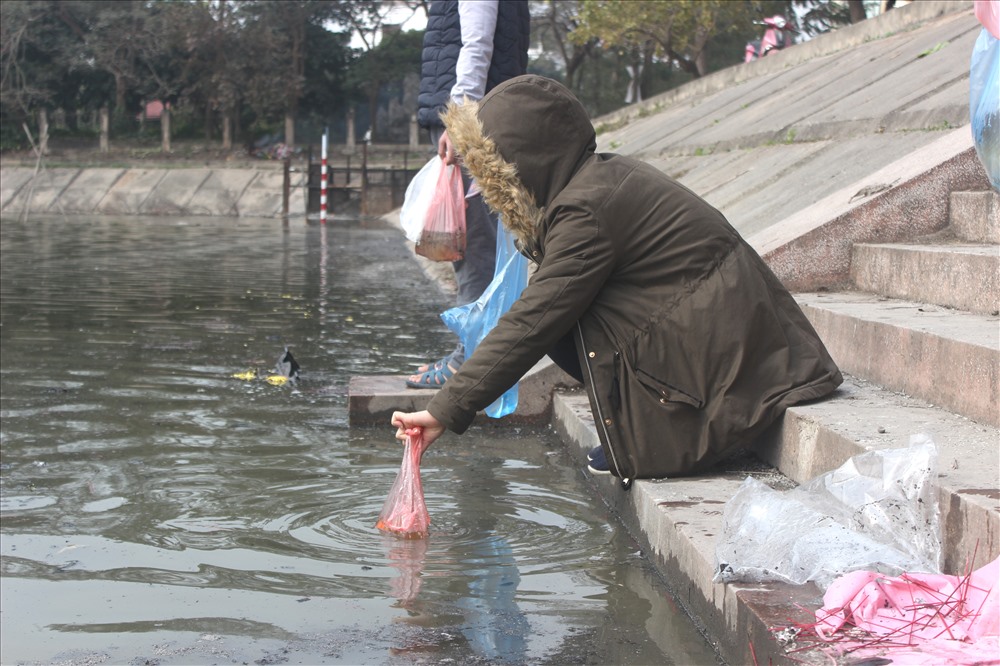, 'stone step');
347,357,578,427
950,190,1000,244
755,374,1000,574
550,390,827,666
850,242,999,315
797,291,999,427
550,378,1000,665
